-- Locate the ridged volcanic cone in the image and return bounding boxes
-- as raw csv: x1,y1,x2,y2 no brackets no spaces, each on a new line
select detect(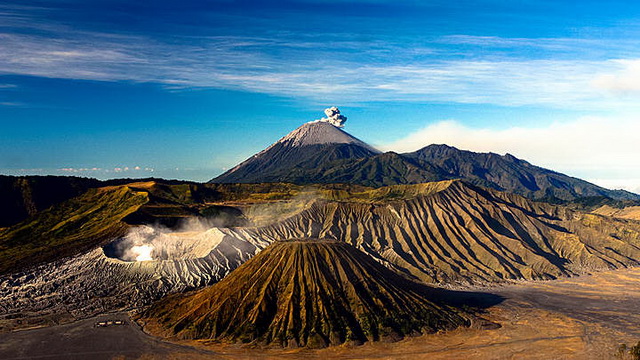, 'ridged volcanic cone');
142,240,469,348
